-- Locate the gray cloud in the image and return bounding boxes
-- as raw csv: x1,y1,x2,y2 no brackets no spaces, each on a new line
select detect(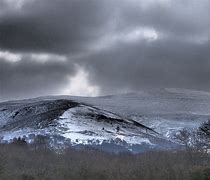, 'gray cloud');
82,38,210,94
0,0,113,54
0,0,210,100
119,0,210,37
0,56,76,101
